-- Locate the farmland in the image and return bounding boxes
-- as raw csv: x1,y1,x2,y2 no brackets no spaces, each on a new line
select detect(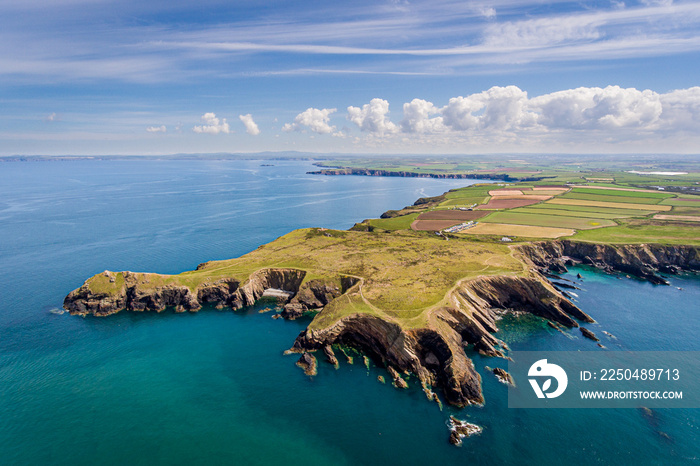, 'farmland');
337,163,698,244
480,211,616,230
